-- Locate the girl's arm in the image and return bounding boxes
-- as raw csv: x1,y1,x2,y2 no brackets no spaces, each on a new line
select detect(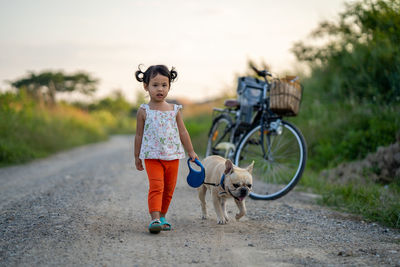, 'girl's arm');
176,110,198,161
134,108,146,171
